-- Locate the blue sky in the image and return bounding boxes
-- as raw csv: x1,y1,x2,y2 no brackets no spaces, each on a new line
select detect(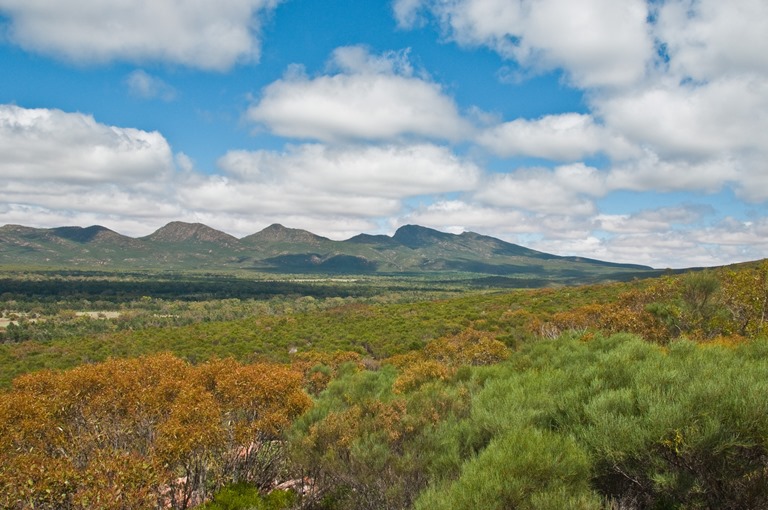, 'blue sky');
1,0,766,268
